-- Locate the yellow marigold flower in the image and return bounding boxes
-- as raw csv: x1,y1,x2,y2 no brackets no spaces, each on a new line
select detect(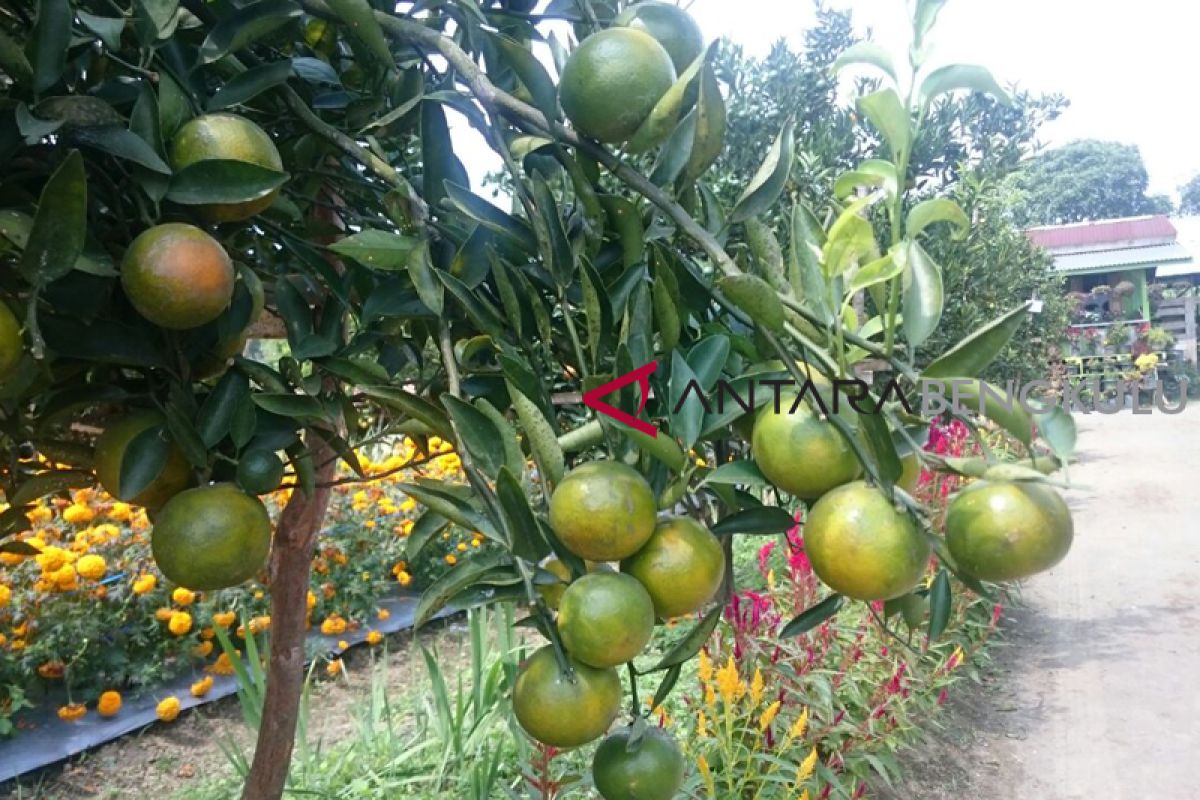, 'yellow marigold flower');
367,630,383,646
191,676,214,698
62,503,96,525
326,658,344,677
97,691,122,717
376,608,390,621
796,746,818,784
698,650,713,684
132,574,157,595
0,634,6,647
750,667,764,706
210,652,236,676
253,590,264,600
172,587,195,606
759,700,781,731
0,550,25,566
76,554,106,581
107,502,133,521
250,615,270,634
156,696,181,722
716,656,741,705
306,591,317,610
192,641,214,658
36,545,69,573
11,638,26,650
399,497,416,512
168,611,193,636
52,565,78,591
456,542,468,552
57,703,87,722
445,554,457,566
396,570,412,587
363,520,376,530
71,488,94,505
320,615,347,636
213,611,236,628
27,506,52,524
337,639,349,650
0,584,10,608
200,627,215,640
